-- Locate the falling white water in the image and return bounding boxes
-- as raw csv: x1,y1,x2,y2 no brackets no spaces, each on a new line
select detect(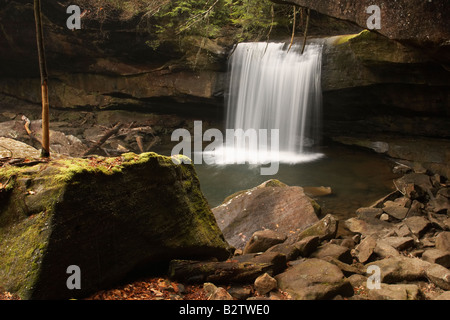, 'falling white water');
204,41,324,166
